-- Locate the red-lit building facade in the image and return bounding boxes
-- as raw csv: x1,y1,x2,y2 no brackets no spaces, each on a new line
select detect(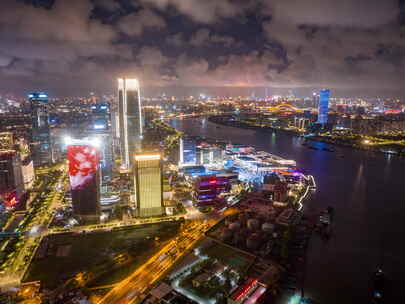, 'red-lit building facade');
67,143,101,223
